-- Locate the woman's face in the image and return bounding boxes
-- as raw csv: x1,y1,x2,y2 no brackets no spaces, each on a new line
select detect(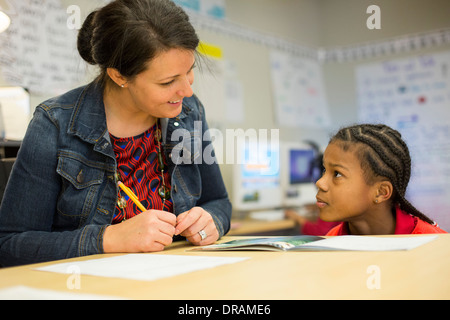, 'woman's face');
126,48,196,119
315,142,378,222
